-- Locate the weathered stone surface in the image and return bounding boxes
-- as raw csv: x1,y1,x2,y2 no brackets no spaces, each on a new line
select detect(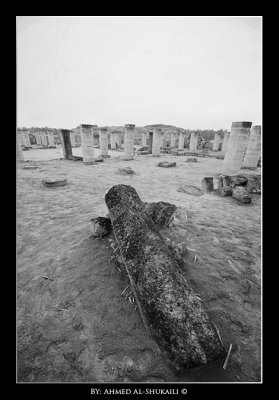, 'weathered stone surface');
22,165,37,169
217,176,233,197
186,158,198,162
90,217,112,237
232,186,252,204
202,177,214,194
229,175,248,187
105,184,226,369
246,175,261,194
177,184,203,197
143,201,177,229
158,161,176,168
